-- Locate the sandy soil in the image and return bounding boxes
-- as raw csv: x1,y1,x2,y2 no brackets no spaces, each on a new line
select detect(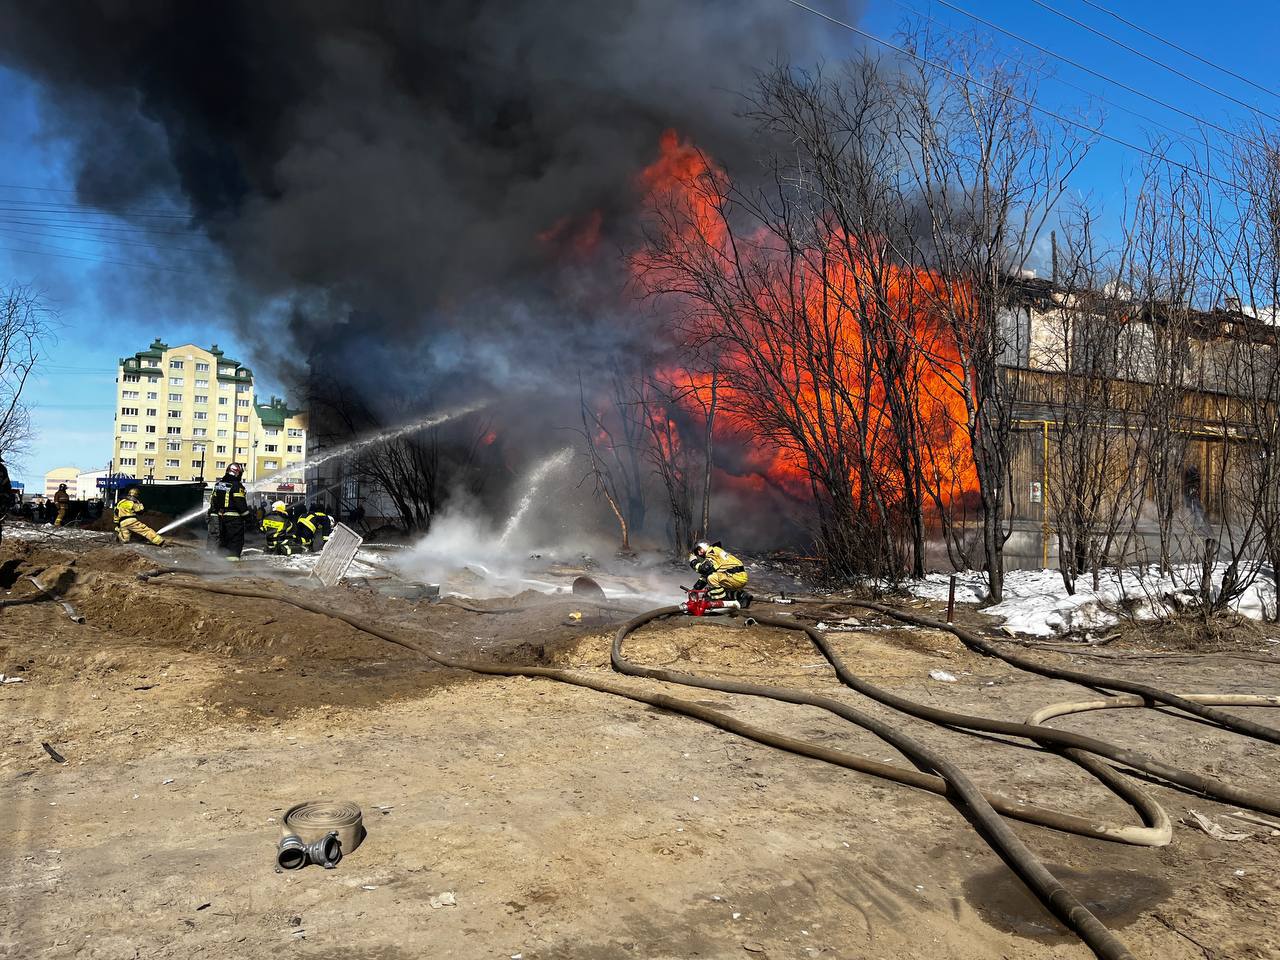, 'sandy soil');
2,529,1279,959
